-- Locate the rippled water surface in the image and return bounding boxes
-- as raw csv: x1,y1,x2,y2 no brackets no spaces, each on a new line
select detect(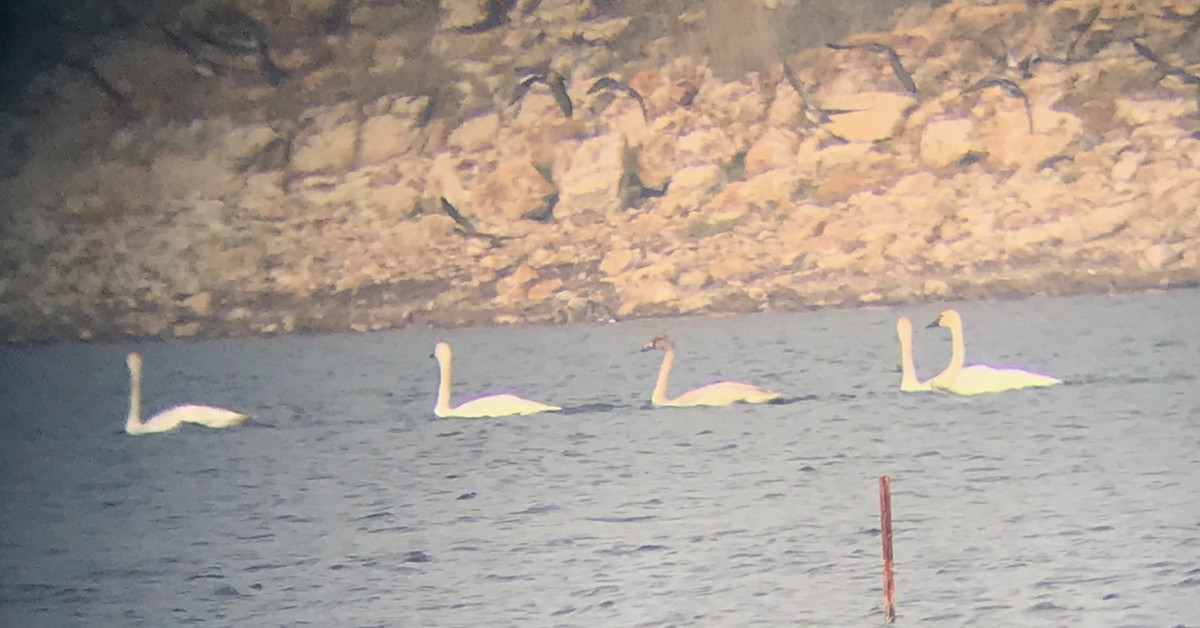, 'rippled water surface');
2,290,1198,626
